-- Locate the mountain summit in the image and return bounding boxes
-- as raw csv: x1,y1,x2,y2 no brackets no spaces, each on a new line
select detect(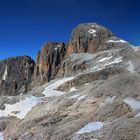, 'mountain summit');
0,23,140,140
